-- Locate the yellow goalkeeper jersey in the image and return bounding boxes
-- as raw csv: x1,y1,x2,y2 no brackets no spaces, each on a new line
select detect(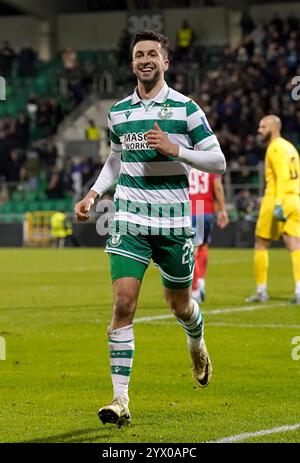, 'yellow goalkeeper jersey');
264,137,300,204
